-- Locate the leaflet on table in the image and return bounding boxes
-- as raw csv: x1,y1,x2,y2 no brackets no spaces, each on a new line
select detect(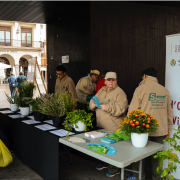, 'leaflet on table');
35,124,57,131
0,110,13,114
44,120,53,125
85,131,107,138
27,116,35,120
22,120,41,124
50,129,75,137
8,114,24,118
